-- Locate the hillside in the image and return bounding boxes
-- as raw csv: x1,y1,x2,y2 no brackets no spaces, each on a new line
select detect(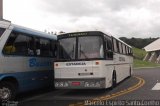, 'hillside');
132,47,146,60
133,47,160,68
